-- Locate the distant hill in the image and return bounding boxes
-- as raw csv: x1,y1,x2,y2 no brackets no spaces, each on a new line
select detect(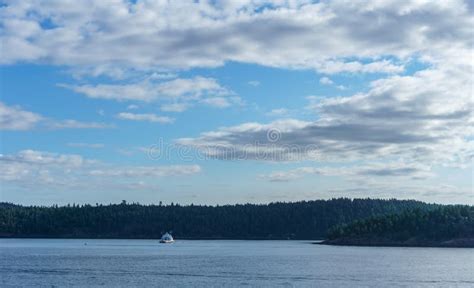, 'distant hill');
0,198,434,240
322,205,474,247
